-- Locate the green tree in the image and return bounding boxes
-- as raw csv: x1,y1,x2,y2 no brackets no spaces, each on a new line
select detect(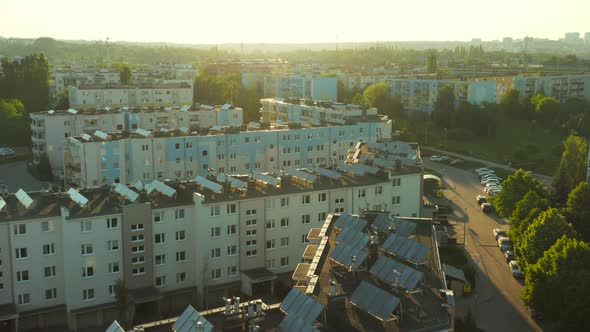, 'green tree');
499,89,521,114
565,182,590,242
493,169,547,217
509,190,549,250
0,53,50,114
363,82,390,111
520,208,578,265
432,85,455,128
552,133,589,205
0,98,29,145
522,237,590,330
351,92,366,106
55,89,70,110
117,63,133,84
427,50,438,73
